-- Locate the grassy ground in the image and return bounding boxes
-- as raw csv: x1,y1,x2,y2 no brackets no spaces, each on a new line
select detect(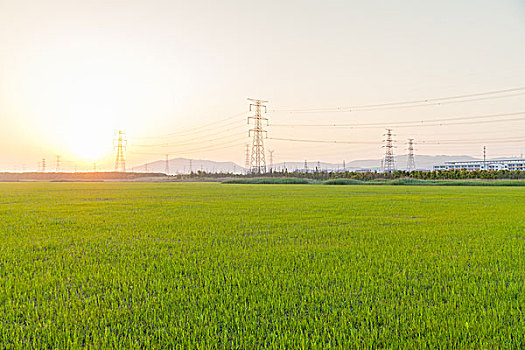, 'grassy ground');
0,183,524,348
